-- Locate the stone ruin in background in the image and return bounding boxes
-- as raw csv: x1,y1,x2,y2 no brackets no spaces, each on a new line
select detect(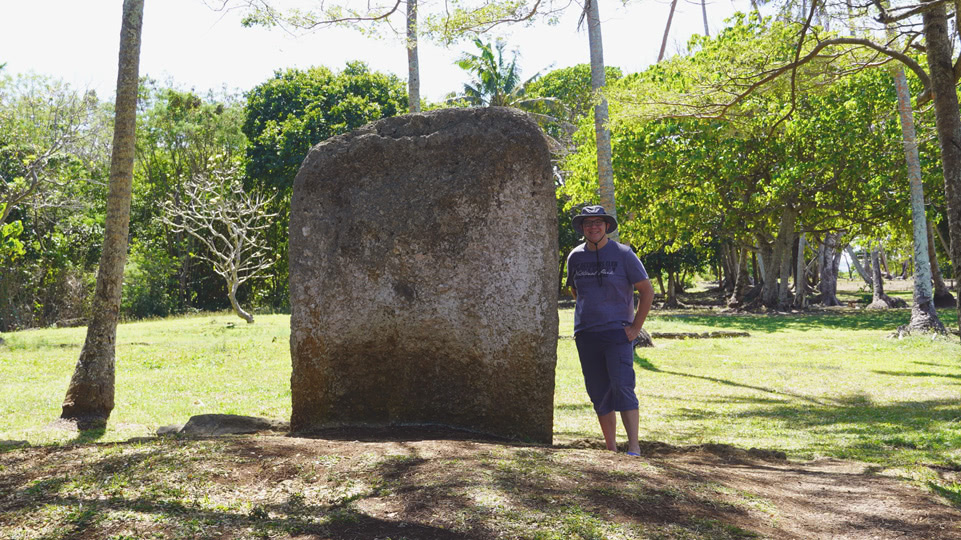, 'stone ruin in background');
288,107,558,443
